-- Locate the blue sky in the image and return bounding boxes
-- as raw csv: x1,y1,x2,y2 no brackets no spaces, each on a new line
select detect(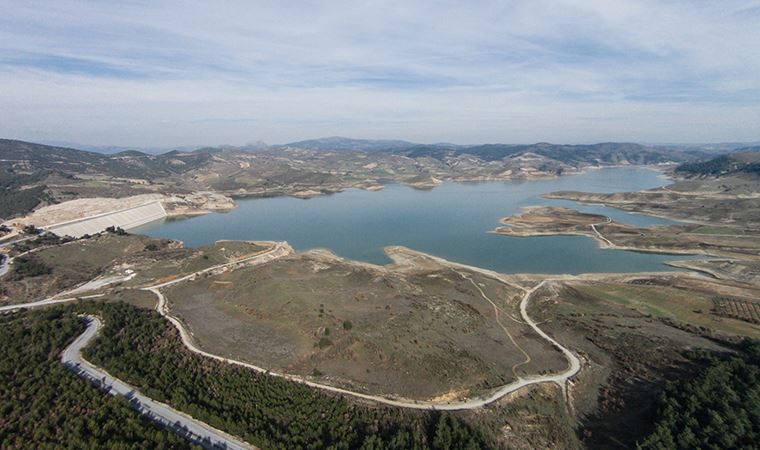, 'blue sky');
1,0,759,146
